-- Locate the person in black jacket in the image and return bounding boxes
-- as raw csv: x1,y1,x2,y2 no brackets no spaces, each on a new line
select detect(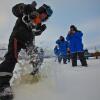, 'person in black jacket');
0,1,53,98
